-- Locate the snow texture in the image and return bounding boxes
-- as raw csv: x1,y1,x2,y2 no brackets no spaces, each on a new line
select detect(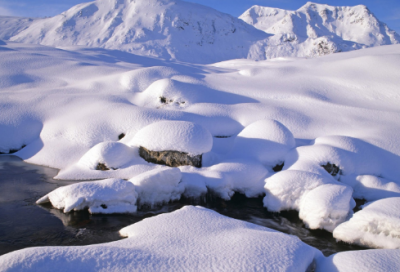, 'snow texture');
36,178,138,214
333,197,400,249
129,167,184,207
316,249,400,272
0,206,320,271
129,120,213,155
